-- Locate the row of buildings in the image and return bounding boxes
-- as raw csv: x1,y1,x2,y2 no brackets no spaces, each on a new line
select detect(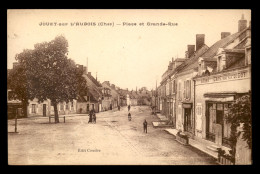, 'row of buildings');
7,63,152,118
152,15,251,153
